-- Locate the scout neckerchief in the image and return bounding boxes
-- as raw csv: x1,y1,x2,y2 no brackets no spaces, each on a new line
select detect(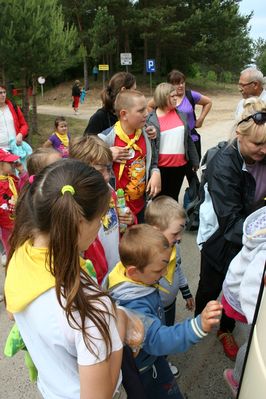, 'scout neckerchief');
55,132,69,148
0,175,18,201
114,121,142,180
